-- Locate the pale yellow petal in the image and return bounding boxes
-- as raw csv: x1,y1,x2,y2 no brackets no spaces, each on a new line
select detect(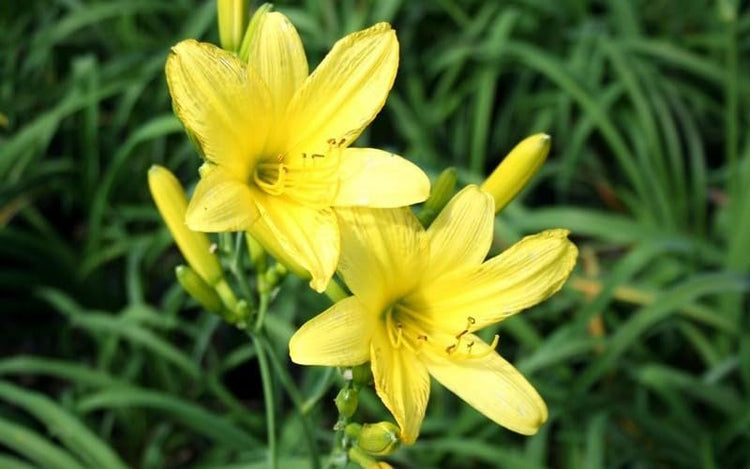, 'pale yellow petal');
185,165,259,232
426,337,548,435
289,296,373,366
334,148,430,208
249,191,338,292
411,229,577,332
425,185,493,280
284,23,398,157
165,39,271,179
336,206,427,313
370,327,430,444
248,11,308,151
